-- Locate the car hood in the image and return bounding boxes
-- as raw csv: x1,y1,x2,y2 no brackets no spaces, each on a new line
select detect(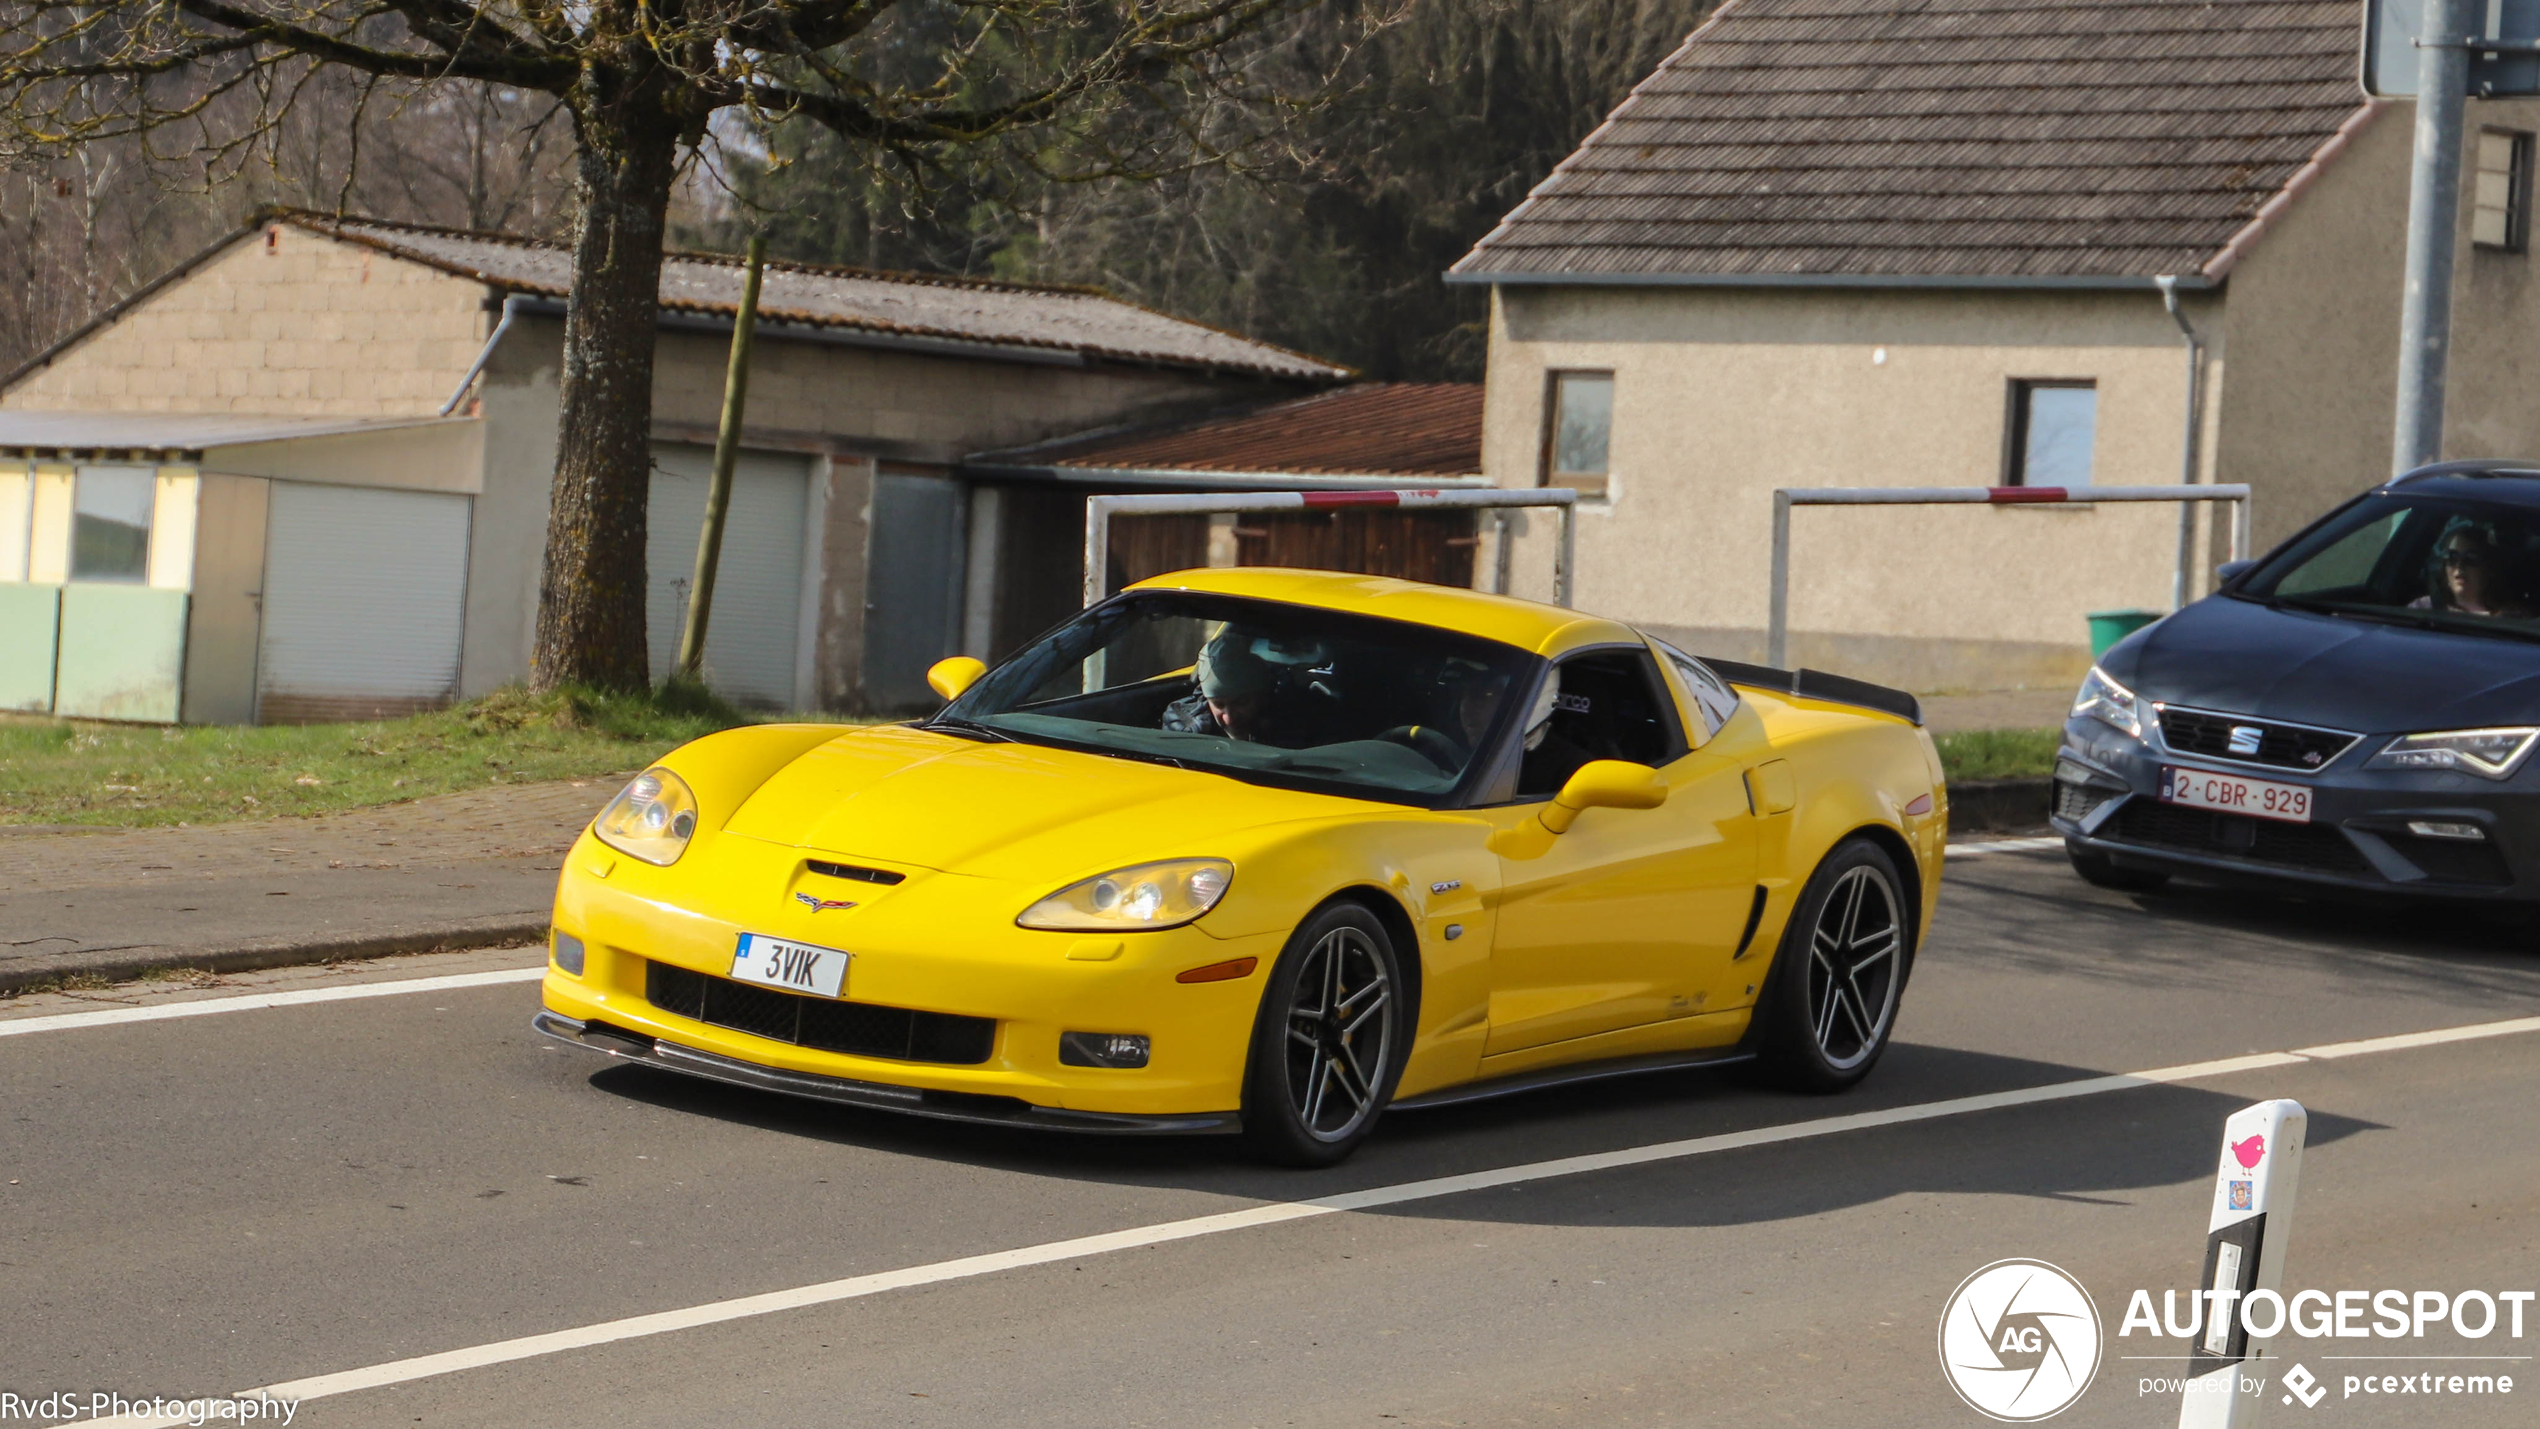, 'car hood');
720,724,1386,881
2111,595,2540,733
